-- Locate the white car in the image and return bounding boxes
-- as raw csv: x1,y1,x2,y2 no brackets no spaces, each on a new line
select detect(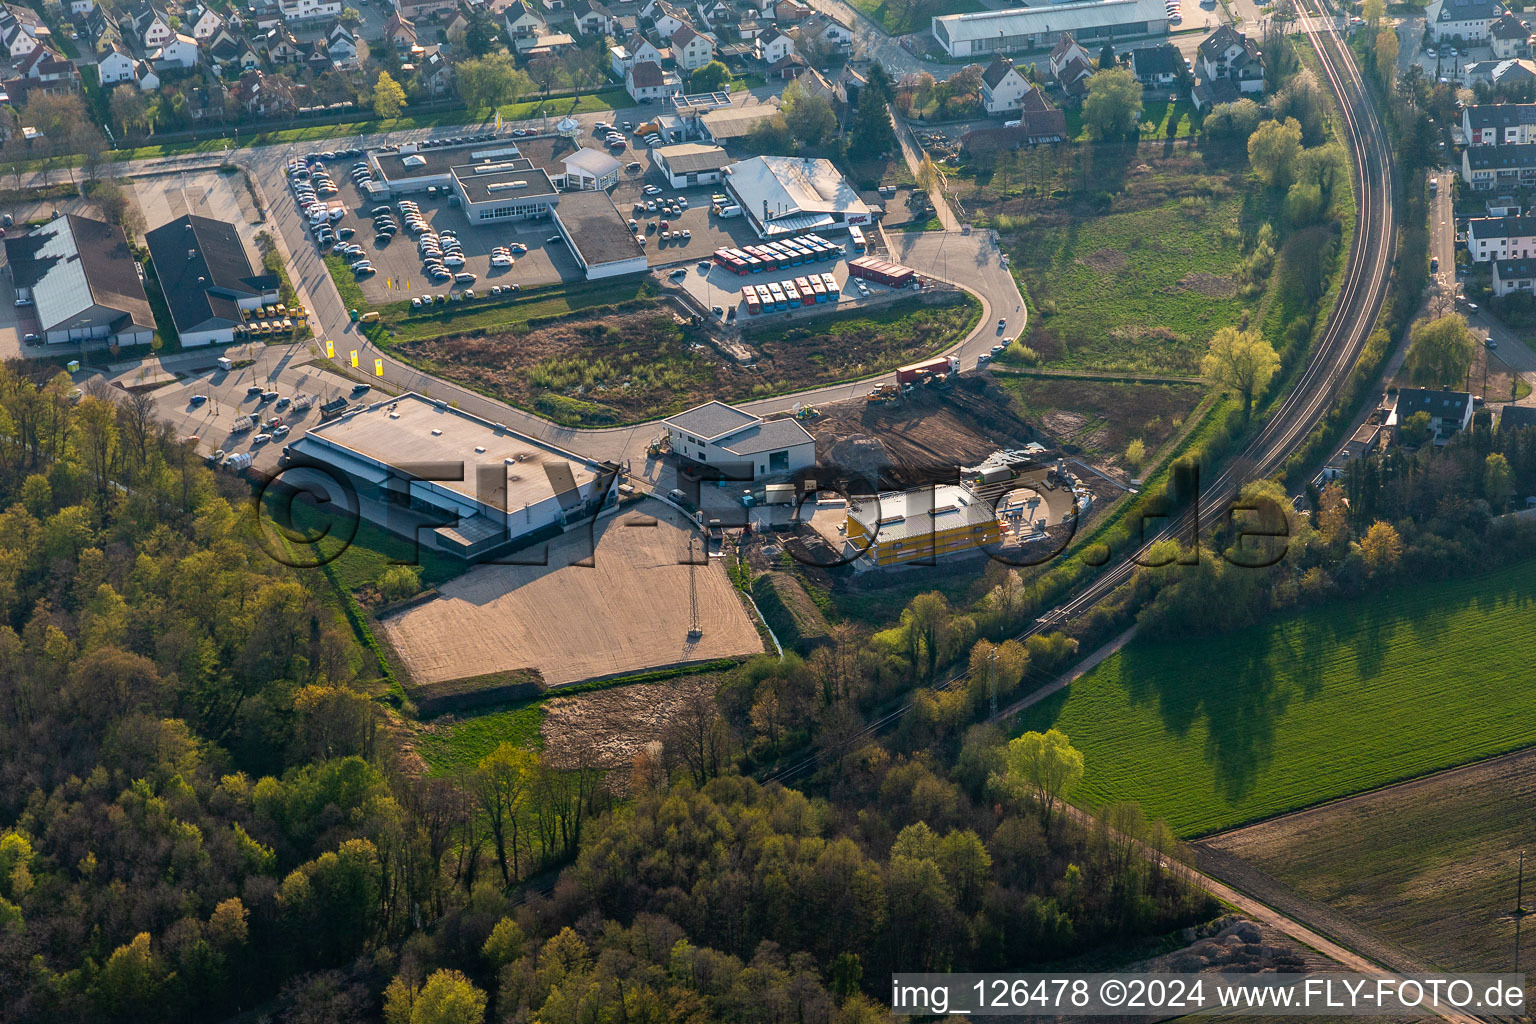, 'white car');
643,185,663,196
443,254,466,267
491,255,513,267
